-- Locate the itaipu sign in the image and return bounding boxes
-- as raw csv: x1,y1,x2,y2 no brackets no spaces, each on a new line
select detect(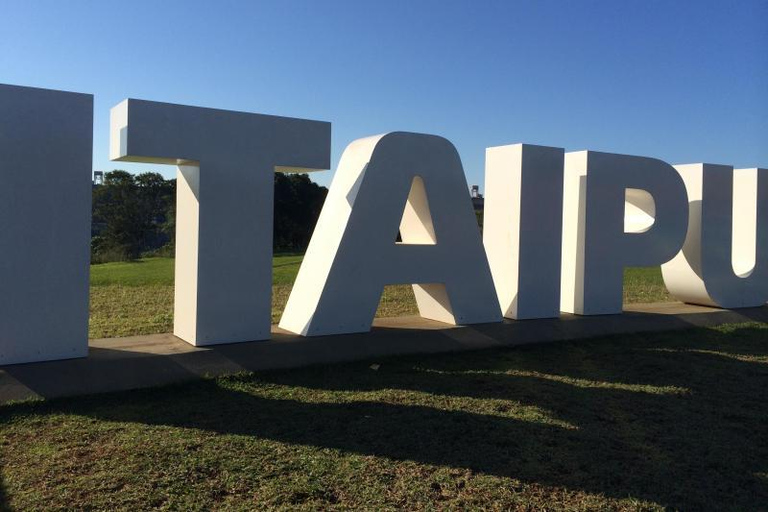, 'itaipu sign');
1,83,766,366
